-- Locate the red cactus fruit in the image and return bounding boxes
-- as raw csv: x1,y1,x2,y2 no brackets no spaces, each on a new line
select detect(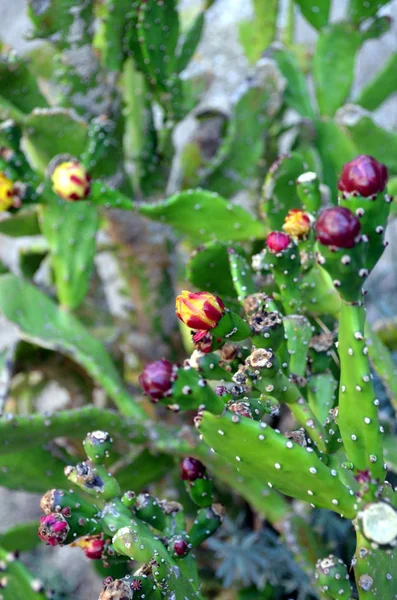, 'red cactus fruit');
138,360,174,401
315,207,361,249
74,535,105,560
38,513,70,546
180,457,206,481
173,538,189,556
338,155,388,197
266,231,291,253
